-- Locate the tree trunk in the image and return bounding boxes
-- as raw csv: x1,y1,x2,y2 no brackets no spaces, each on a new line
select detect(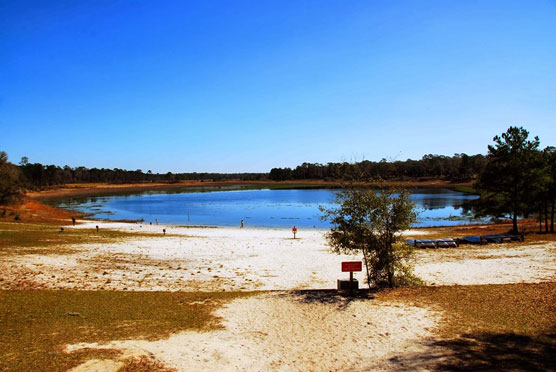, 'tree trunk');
540,207,543,232
386,242,395,288
362,248,372,289
387,254,394,288
545,201,549,233
550,200,556,234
